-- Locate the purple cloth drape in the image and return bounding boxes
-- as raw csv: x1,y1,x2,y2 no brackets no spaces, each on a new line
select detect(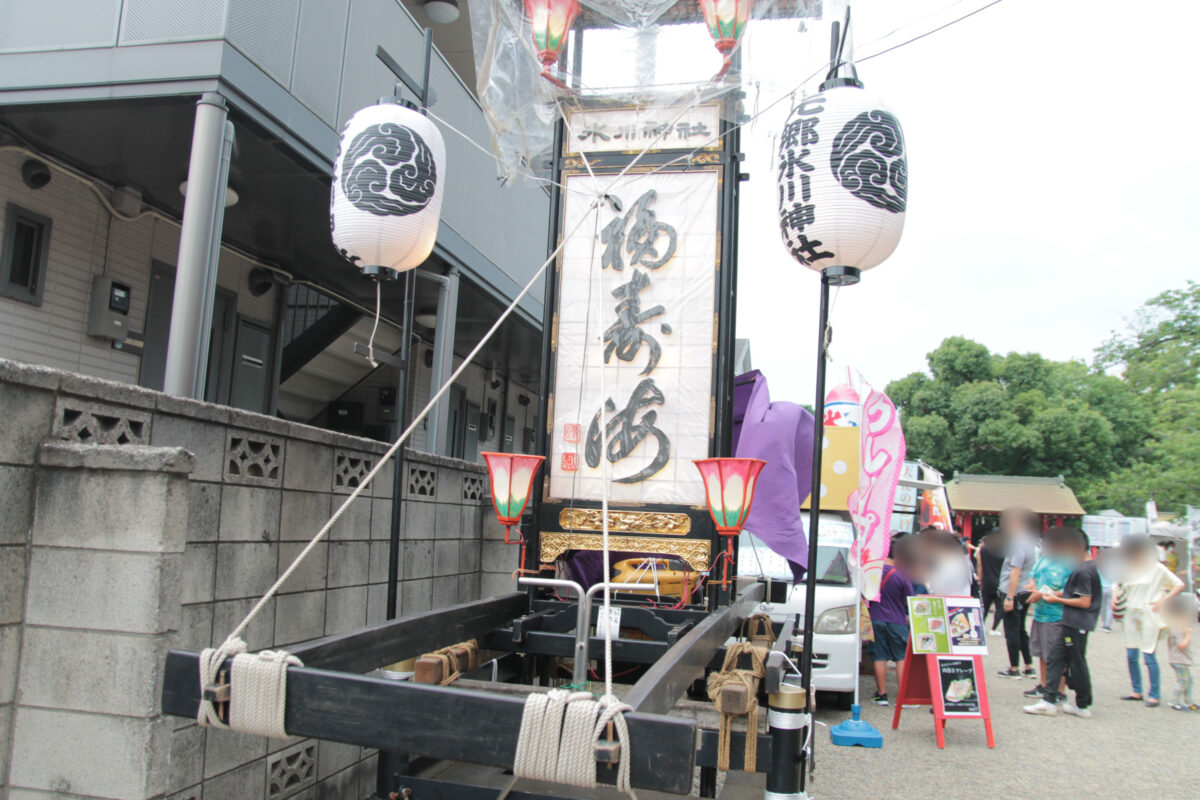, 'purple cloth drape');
733,370,815,578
